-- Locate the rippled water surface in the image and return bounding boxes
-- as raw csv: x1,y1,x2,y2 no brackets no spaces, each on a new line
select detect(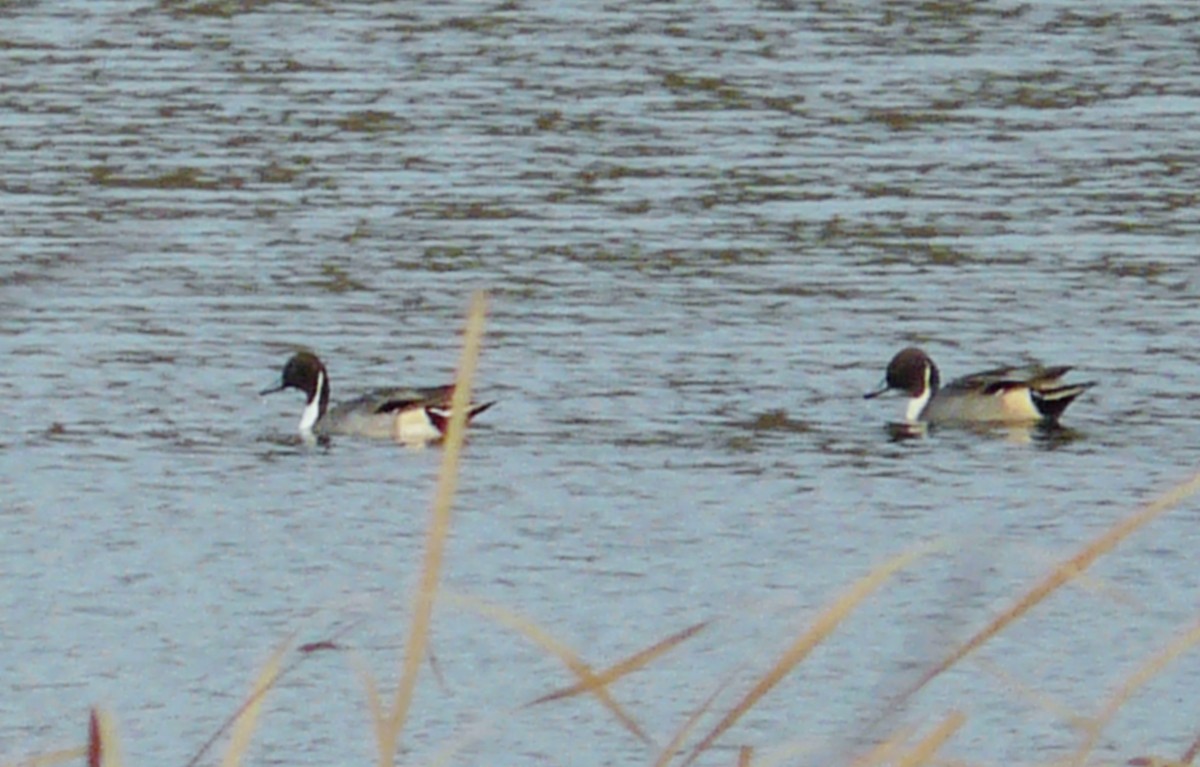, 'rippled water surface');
5,2,1200,766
